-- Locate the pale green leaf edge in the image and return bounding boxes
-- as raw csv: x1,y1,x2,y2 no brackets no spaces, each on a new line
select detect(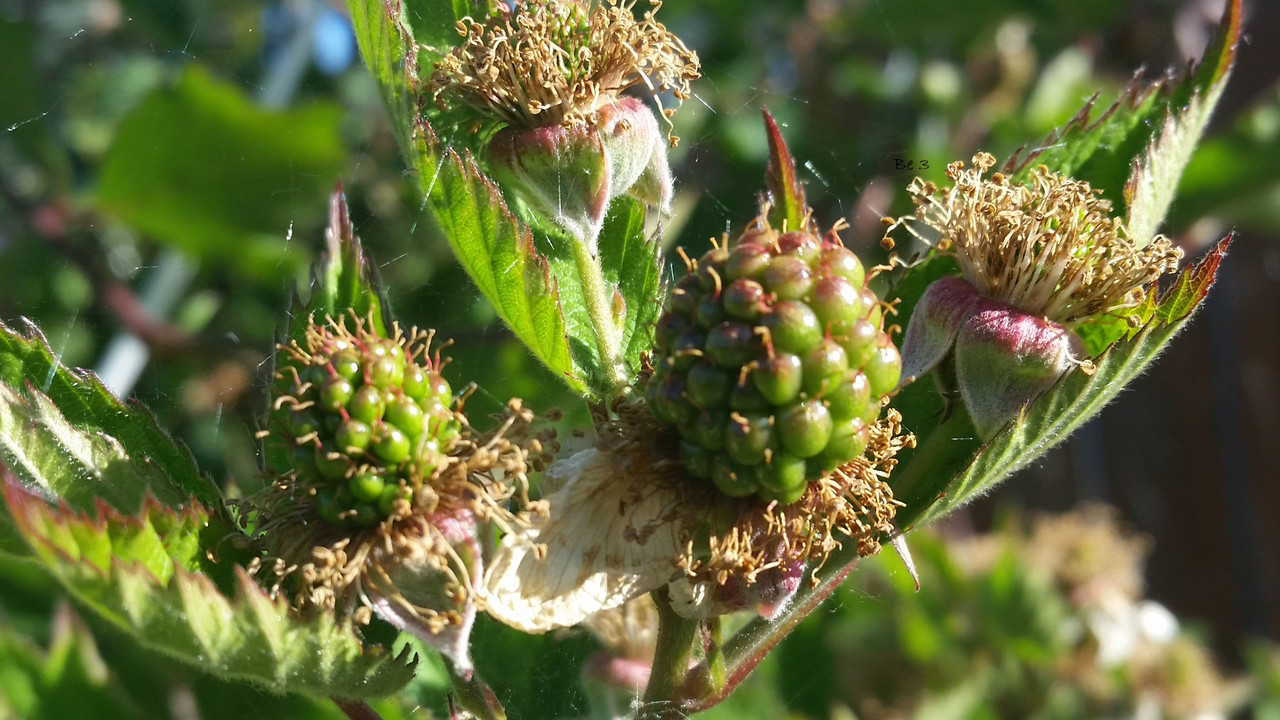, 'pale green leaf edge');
1126,71,1232,244
0,385,179,516
4,485,417,699
0,320,222,512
